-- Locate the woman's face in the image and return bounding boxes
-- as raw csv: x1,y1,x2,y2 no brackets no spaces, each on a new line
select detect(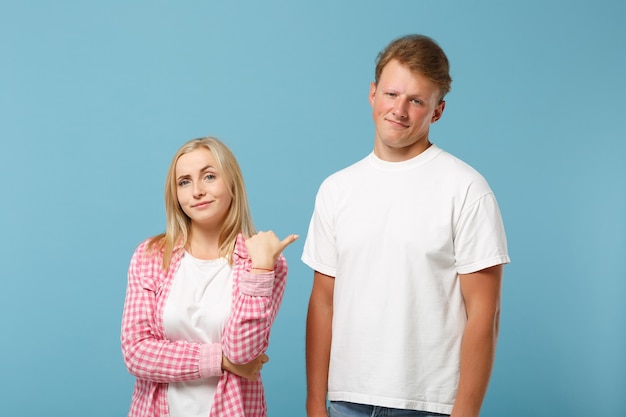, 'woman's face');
175,147,232,231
